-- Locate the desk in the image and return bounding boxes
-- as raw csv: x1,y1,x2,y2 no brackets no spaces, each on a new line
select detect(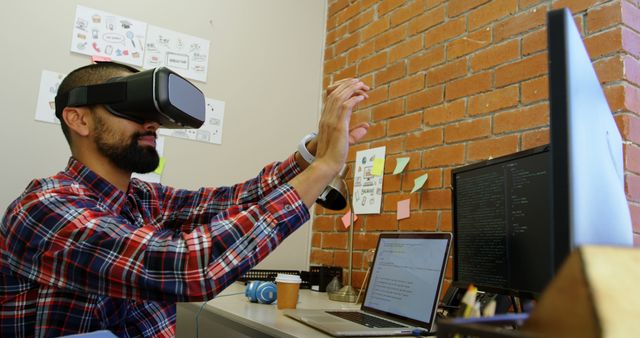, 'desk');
177,282,361,337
